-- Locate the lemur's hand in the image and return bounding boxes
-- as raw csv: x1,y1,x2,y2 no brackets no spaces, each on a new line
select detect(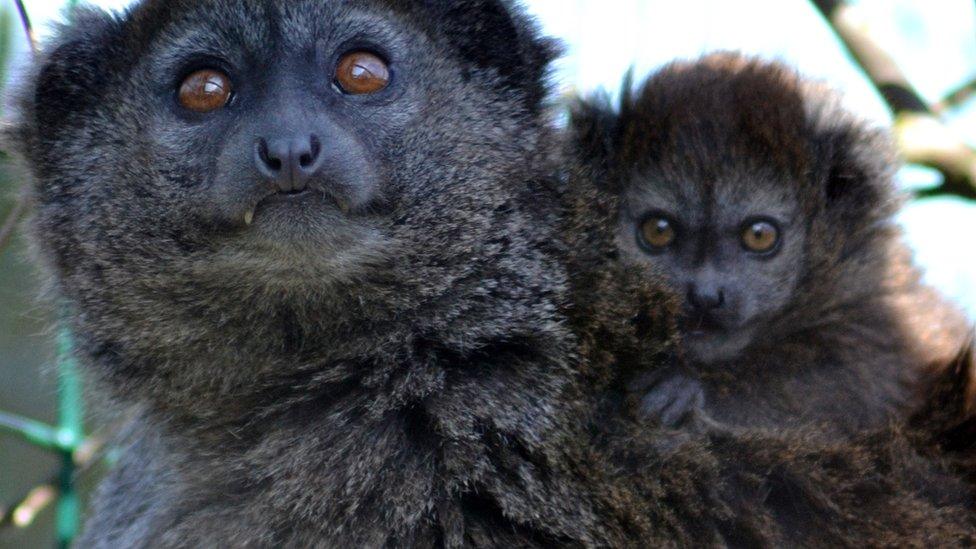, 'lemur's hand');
631,368,706,429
